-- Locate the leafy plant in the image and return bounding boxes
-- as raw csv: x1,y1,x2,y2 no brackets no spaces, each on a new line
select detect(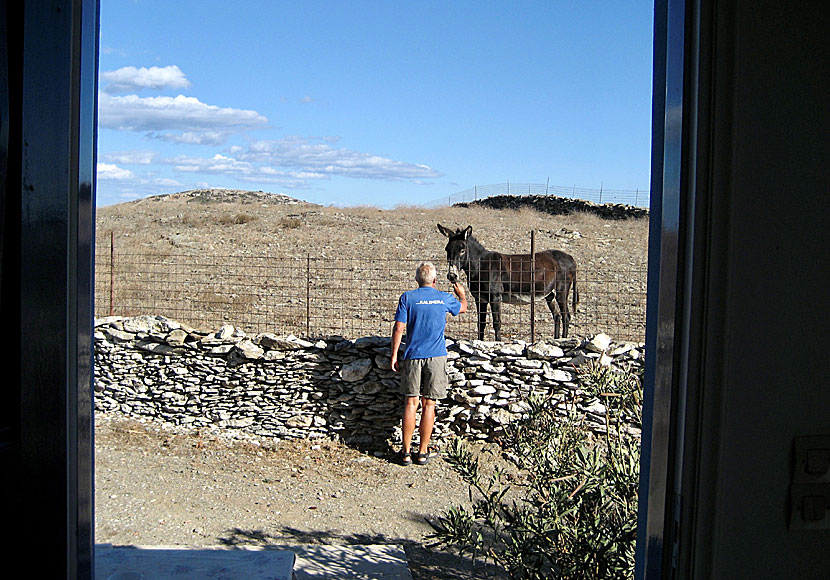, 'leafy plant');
430,362,642,580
